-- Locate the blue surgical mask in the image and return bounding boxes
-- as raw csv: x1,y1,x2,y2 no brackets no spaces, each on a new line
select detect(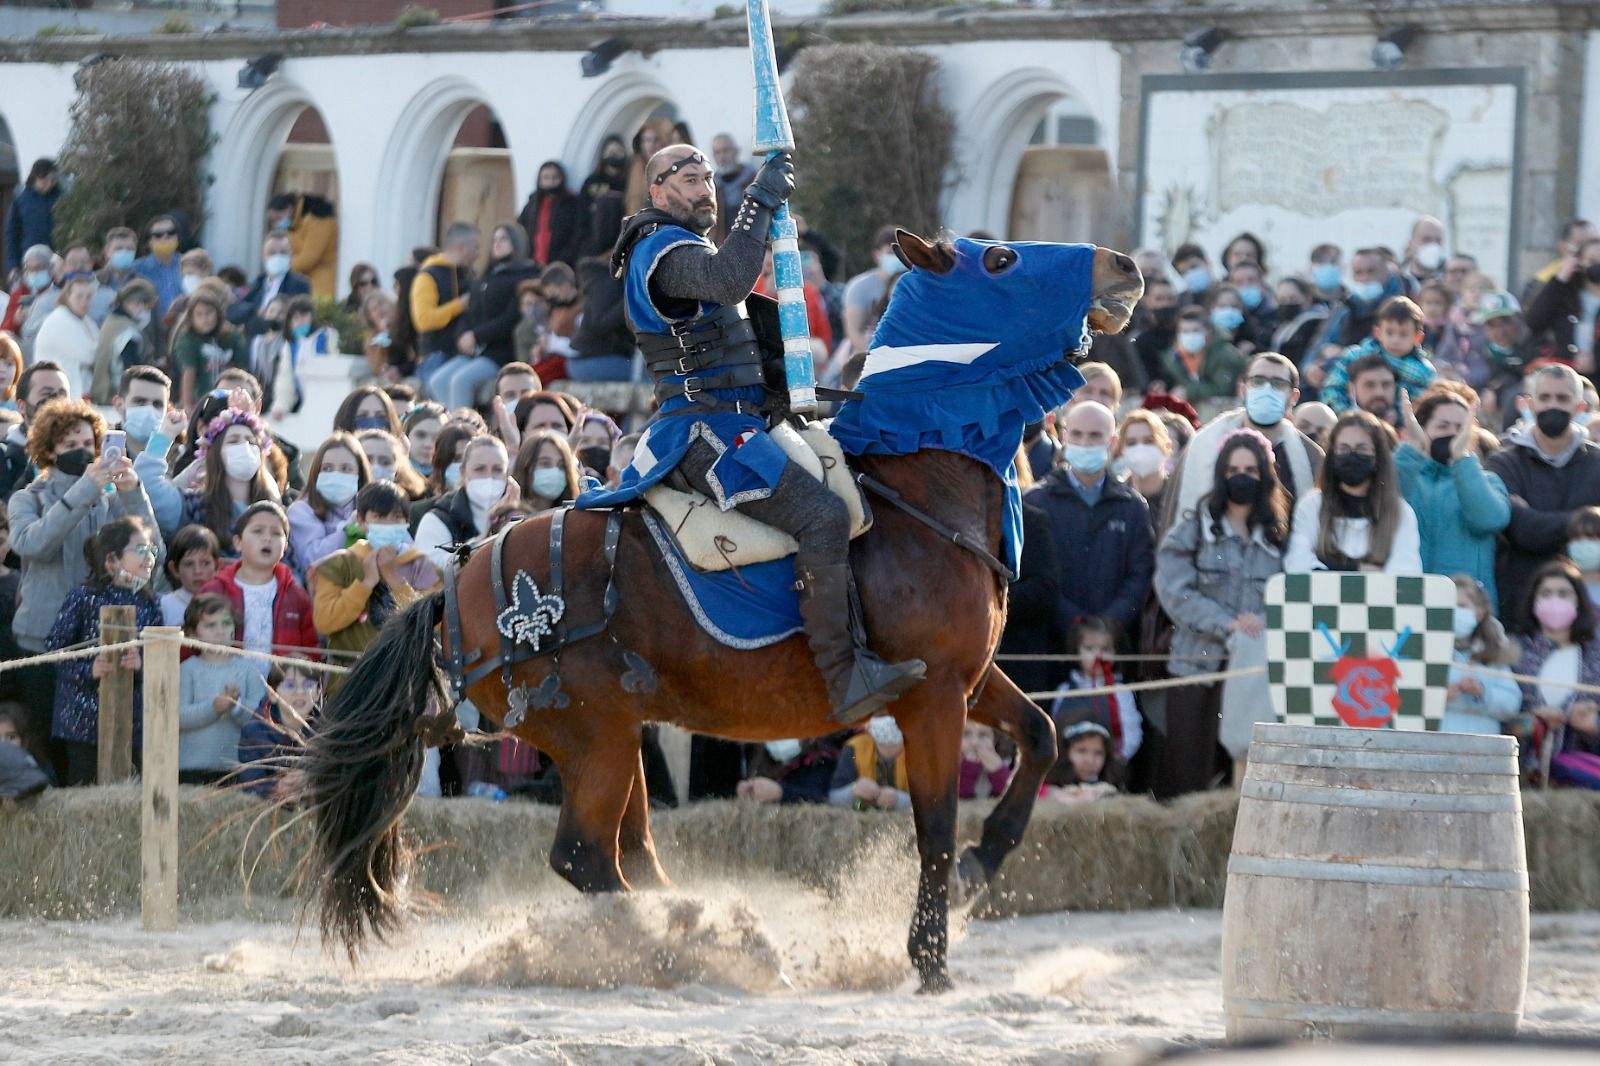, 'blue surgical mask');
443,461,462,489
1238,285,1264,310
291,322,312,339
1351,280,1385,303
1211,307,1245,334
316,471,359,506
1452,606,1480,640
109,248,136,272
265,253,292,278
365,523,412,551
1313,263,1342,290
370,463,396,483
1177,329,1207,354
24,270,50,291
530,467,569,500
1182,265,1211,294
765,739,802,763
1064,443,1109,475
413,461,432,477
880,252,907,277
122,404,162,442
1569,539,1600,574
352,414,388,430
1245,384,1288,426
